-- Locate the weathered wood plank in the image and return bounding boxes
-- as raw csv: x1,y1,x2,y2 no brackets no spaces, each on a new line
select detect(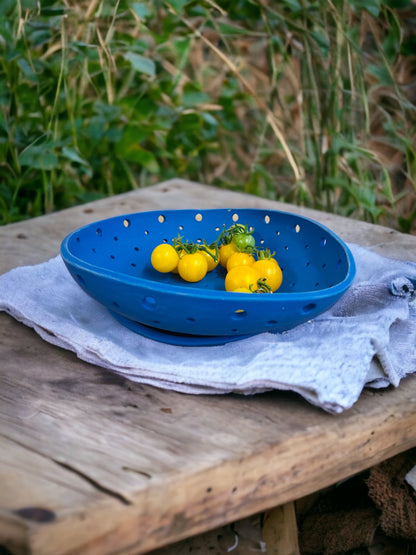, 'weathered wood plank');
1,179,416,554
263,502,300,554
